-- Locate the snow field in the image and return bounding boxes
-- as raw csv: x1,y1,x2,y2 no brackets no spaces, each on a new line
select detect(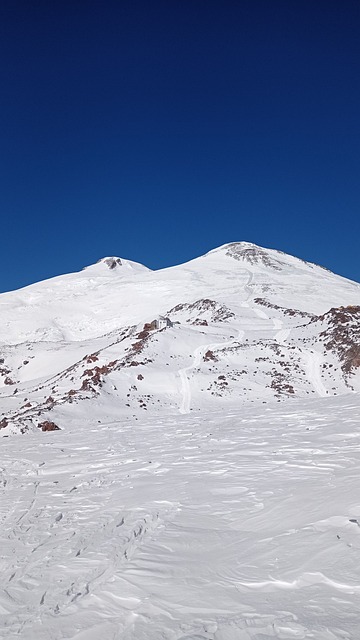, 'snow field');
1,396,360,638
